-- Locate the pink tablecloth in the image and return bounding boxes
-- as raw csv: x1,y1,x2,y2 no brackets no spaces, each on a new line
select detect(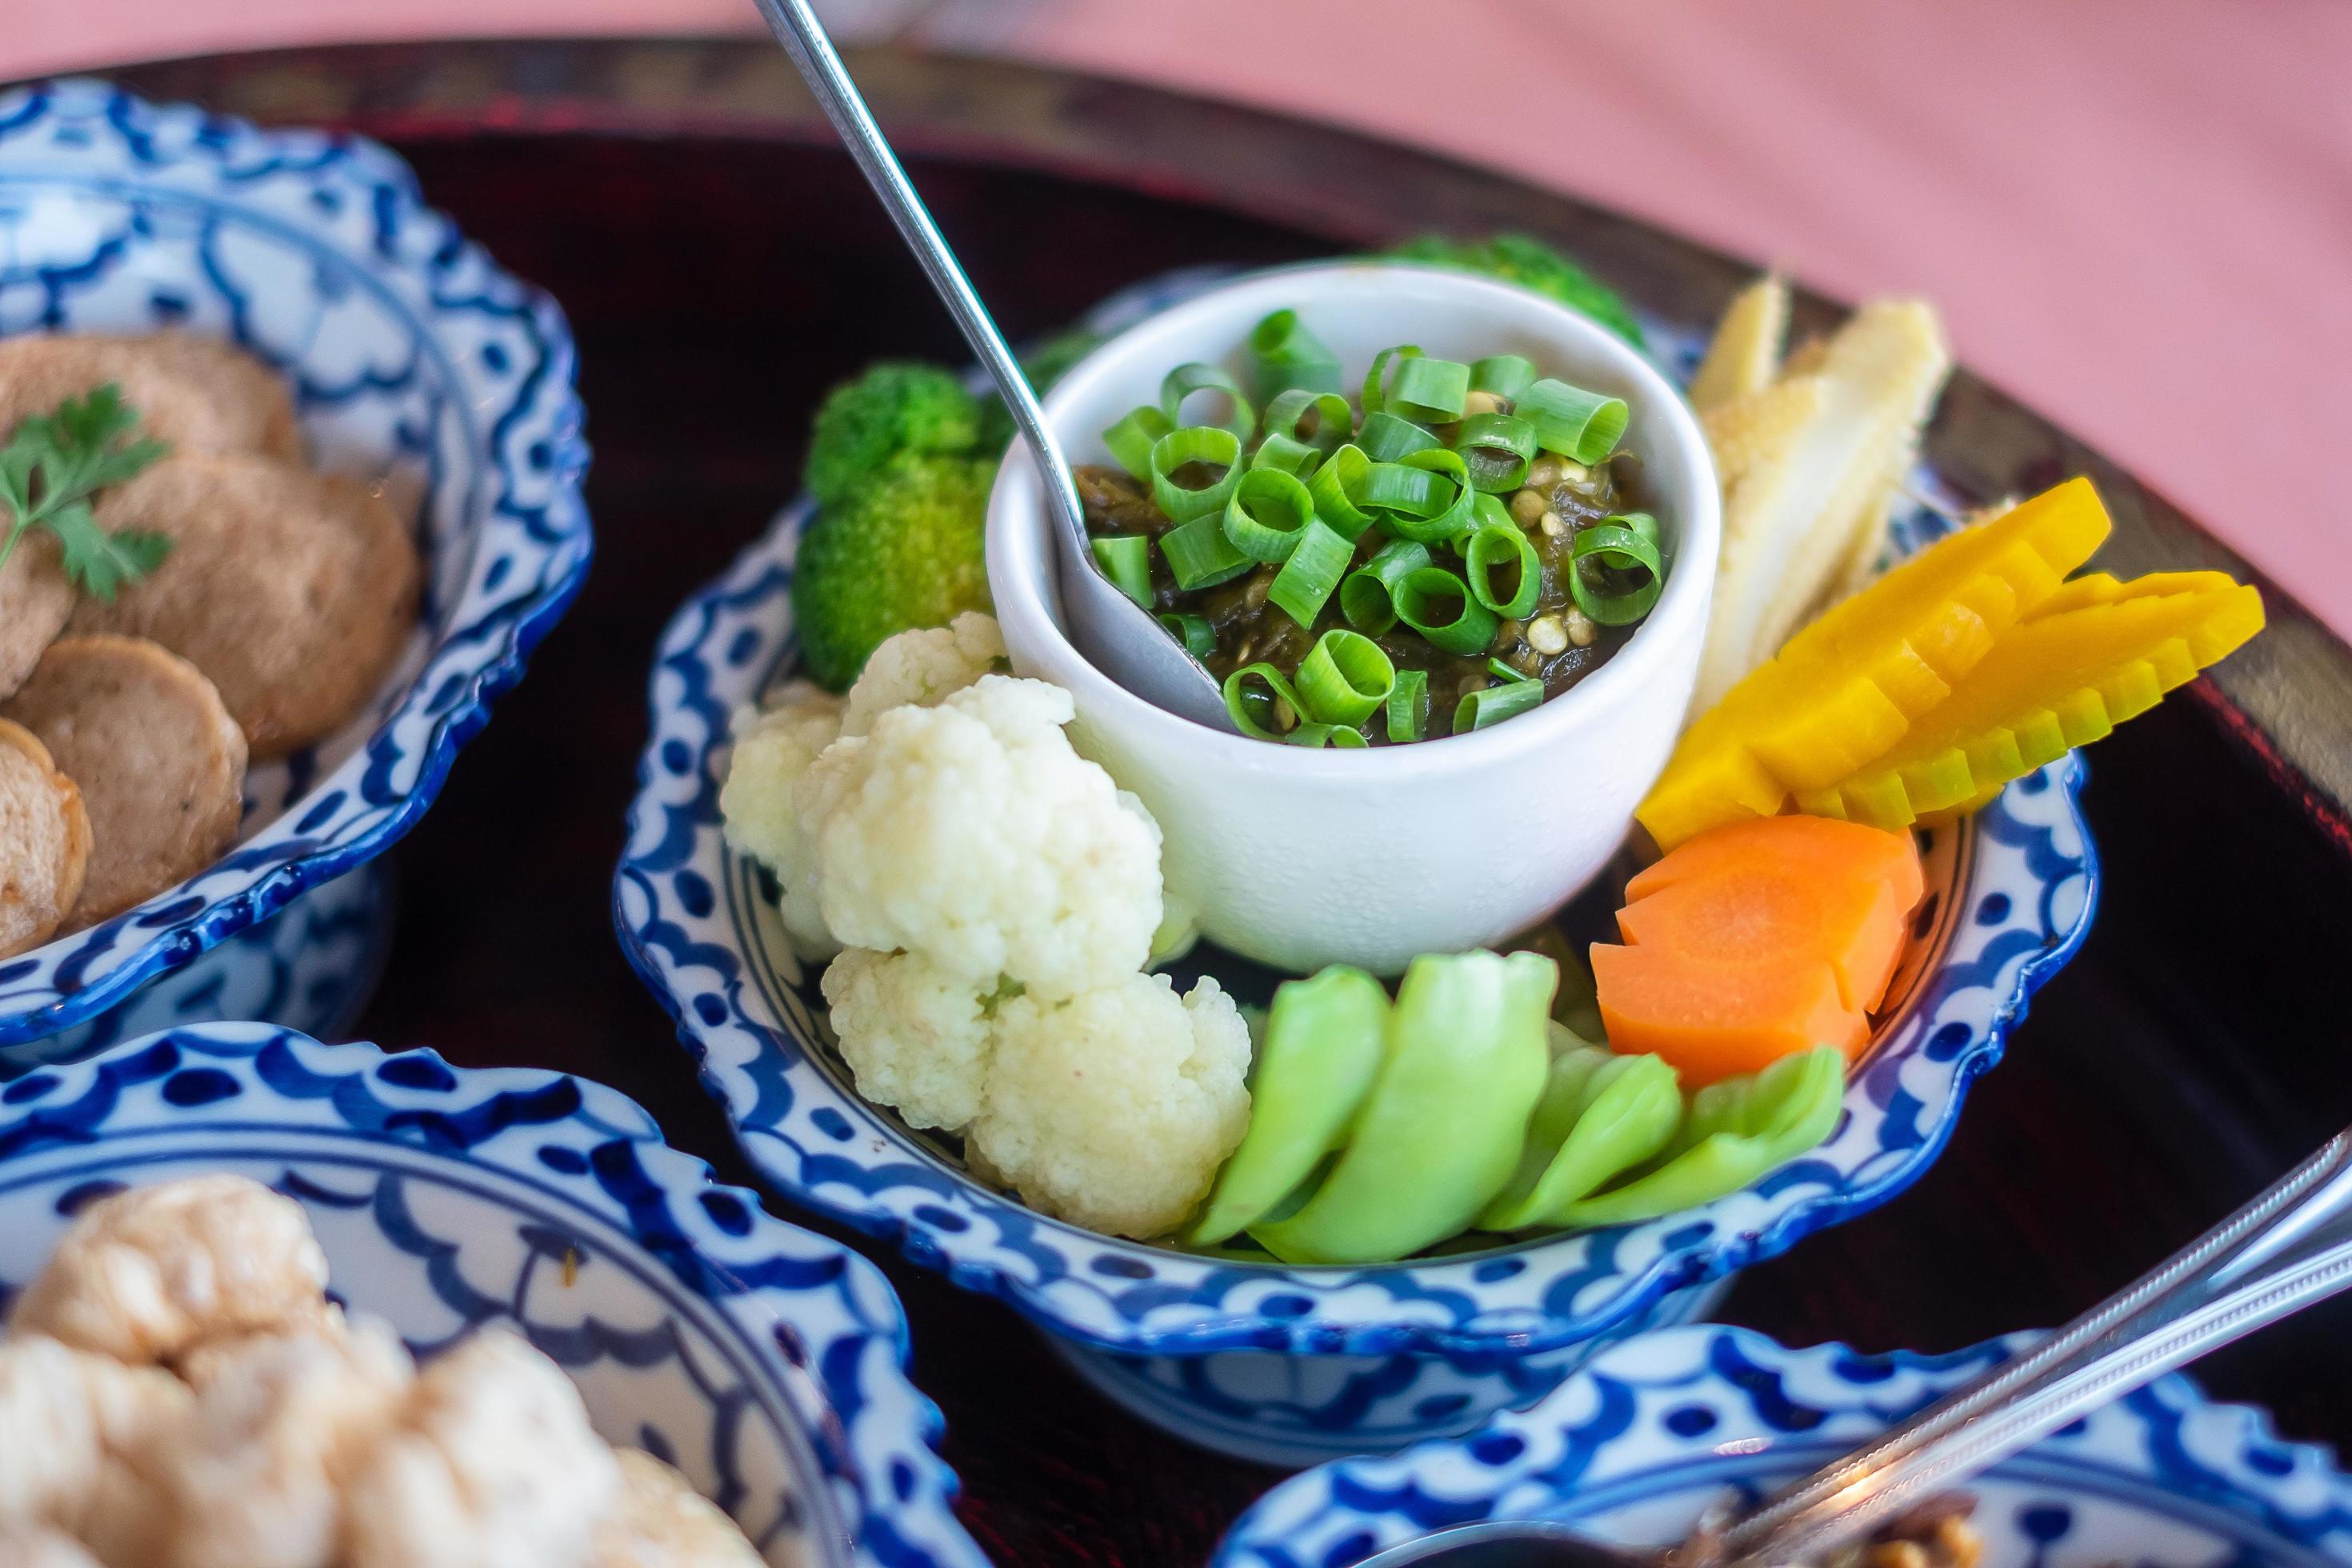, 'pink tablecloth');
10,0,2350,634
